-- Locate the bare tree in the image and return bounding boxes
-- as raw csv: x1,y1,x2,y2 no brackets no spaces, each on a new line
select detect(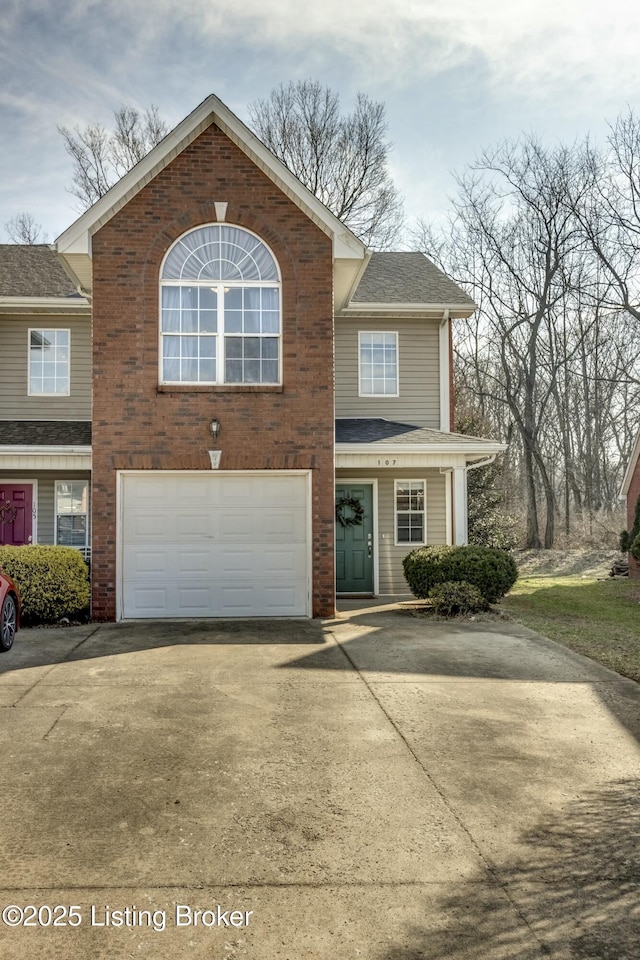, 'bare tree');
58,105,168,209
570,110,640,322
249,81,404,248
4,212,47,244
415,132,640,549
416,138,593,547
